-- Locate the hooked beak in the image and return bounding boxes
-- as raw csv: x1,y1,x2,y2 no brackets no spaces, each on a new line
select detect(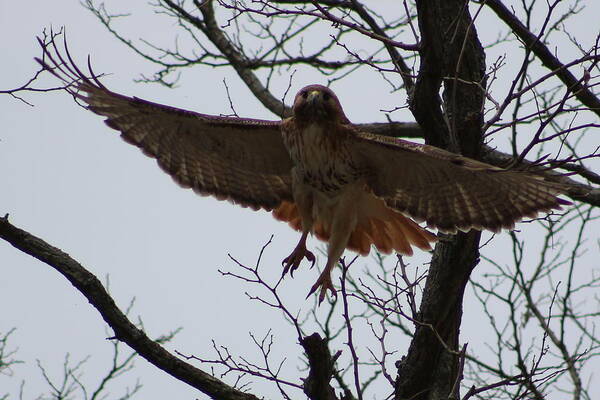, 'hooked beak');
306,90,321,105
